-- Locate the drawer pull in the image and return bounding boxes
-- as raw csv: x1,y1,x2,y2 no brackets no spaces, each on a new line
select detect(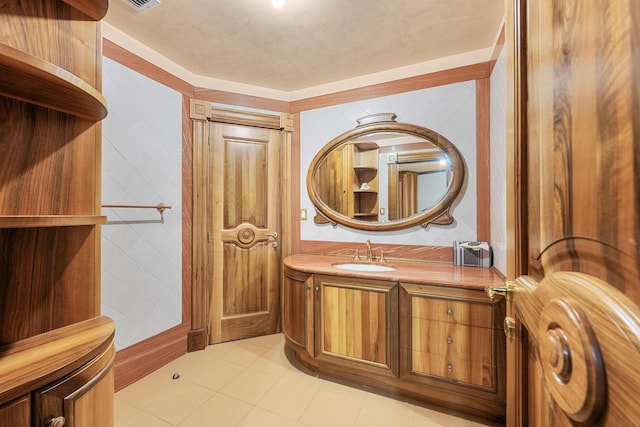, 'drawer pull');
447,336,453,344
446,308,453,316
47,417,66,427
447,364,453,372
